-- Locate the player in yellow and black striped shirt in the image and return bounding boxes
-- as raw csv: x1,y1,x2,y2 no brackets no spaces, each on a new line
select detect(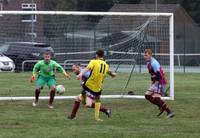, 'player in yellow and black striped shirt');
77,49,116,121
